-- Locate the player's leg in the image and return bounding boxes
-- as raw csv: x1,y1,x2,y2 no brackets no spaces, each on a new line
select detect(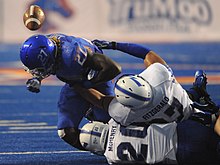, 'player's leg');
187,70,214,102
57,84,90,150
187,70,208,101
187,70,219,113
176,119,220,164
